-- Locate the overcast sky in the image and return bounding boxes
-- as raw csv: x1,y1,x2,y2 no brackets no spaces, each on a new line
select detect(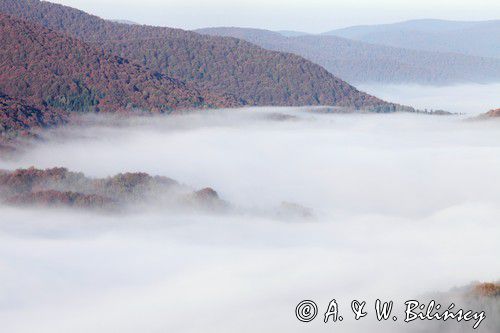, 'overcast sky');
49,0,500,33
